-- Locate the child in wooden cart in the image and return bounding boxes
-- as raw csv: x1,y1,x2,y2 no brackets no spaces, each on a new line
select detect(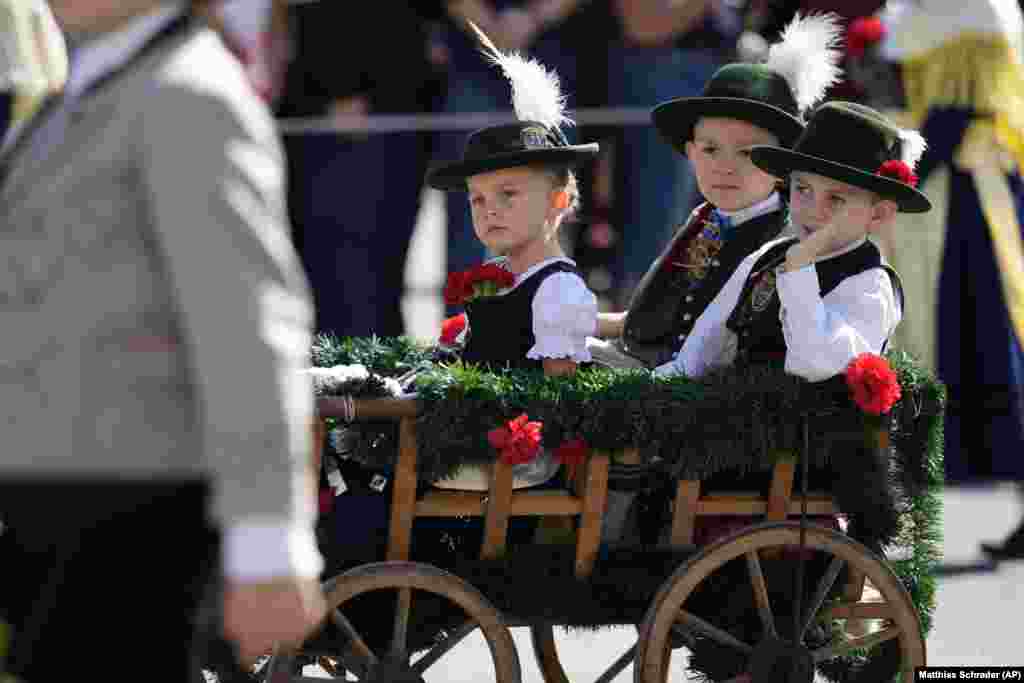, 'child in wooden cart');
315,23,601,567
653,100,931,550
422,23,601,492
589,12,845,372
590,11,846,542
